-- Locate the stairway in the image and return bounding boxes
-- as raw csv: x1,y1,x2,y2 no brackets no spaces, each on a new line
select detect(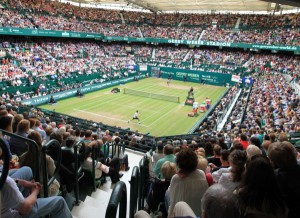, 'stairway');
234,17,241,29
120,13,126,24
71,150,144,218
198,30,206,40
